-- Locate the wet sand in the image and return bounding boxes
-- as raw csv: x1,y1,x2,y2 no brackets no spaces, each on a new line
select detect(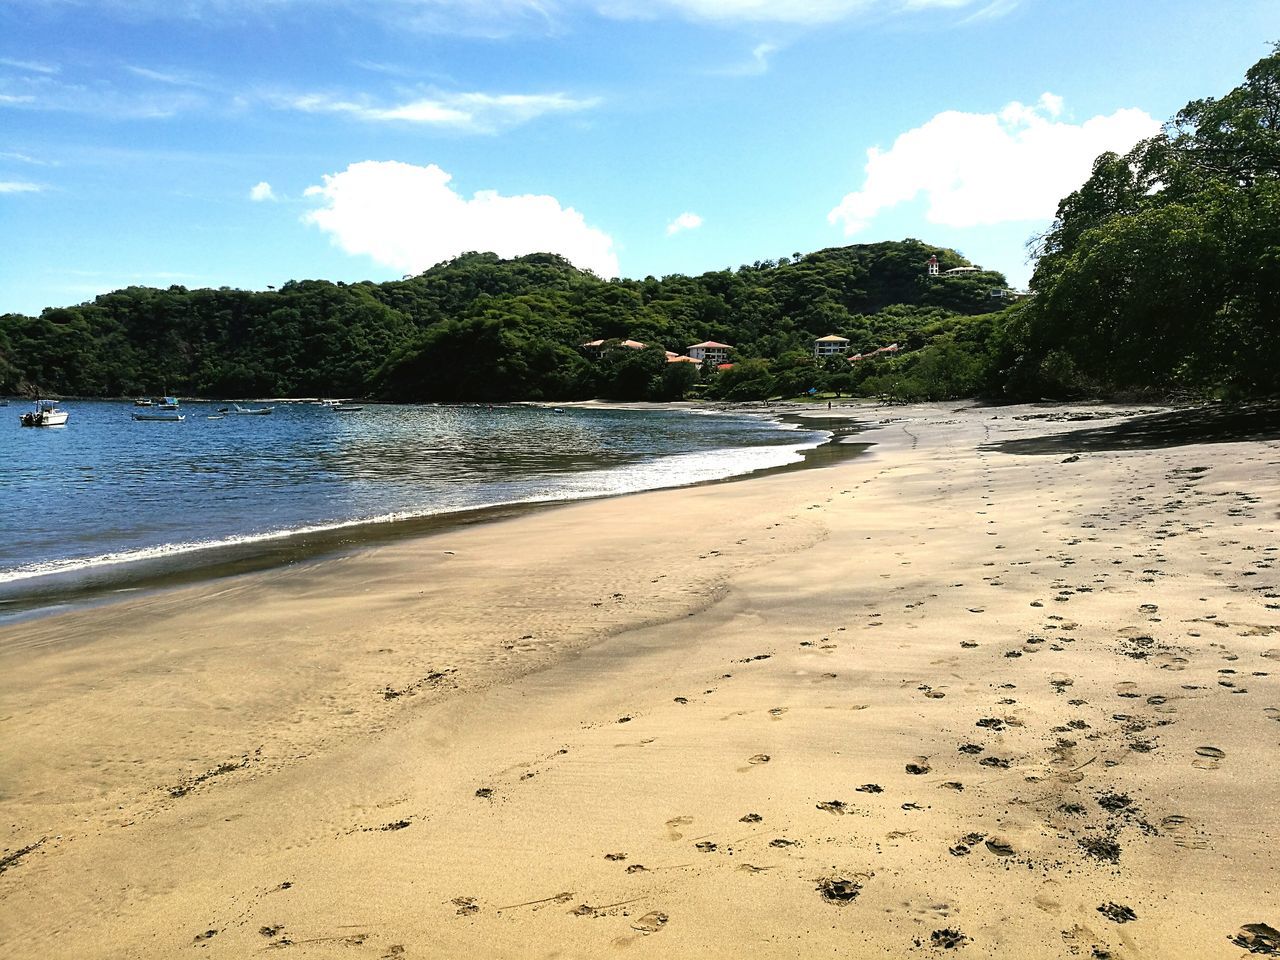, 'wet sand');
1,401,1278,959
